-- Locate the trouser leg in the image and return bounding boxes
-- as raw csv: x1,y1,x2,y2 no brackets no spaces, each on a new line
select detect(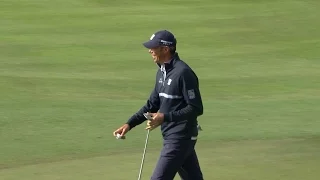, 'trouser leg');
150,140,195,180
178,144,204,180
